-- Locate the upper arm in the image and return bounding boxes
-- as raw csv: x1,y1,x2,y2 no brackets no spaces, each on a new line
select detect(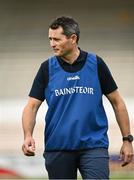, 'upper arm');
25,97,42,113
29,60,49,101
106,90,124,107
97,56,118,95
